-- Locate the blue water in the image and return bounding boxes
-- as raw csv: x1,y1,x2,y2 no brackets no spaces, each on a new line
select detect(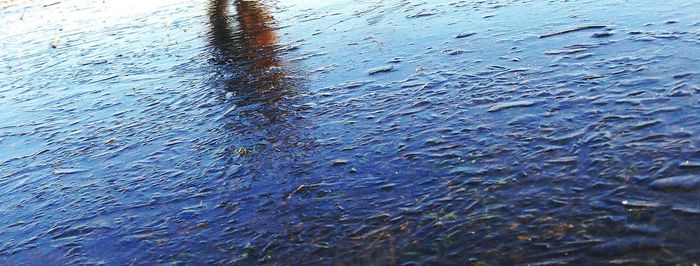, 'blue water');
1,0,700,264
